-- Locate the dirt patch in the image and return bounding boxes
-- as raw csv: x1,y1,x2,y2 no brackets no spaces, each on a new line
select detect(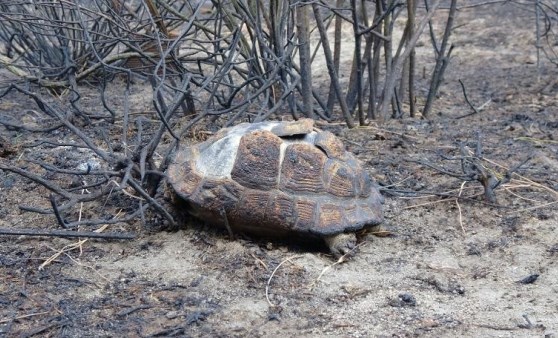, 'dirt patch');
1,3,558,337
